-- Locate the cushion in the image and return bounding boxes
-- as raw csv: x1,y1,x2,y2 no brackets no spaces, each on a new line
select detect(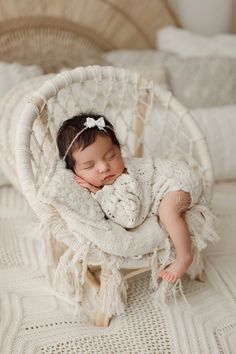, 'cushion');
157,26,236,57
0,61,43,100
143,105,236,182
190,105,236,182
164,55,236,108
0,62,44,187
103,50,169,89
0,74,55,191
